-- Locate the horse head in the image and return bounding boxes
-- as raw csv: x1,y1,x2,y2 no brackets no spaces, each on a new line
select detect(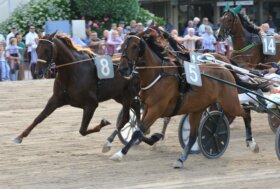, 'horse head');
217,5,242,41
34,32,57,78
37,31,57,64
118,34,146,79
